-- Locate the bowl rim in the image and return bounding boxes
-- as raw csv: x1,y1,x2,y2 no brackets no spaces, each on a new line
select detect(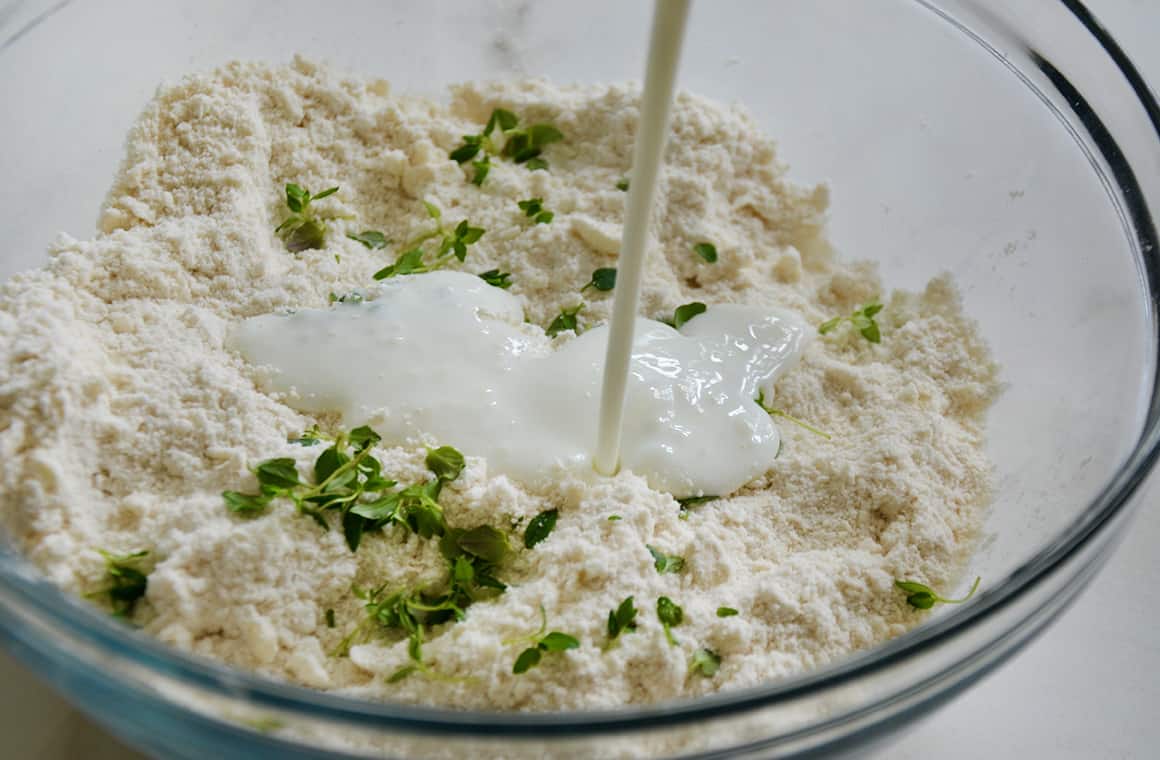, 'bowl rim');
1,0,1159,742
